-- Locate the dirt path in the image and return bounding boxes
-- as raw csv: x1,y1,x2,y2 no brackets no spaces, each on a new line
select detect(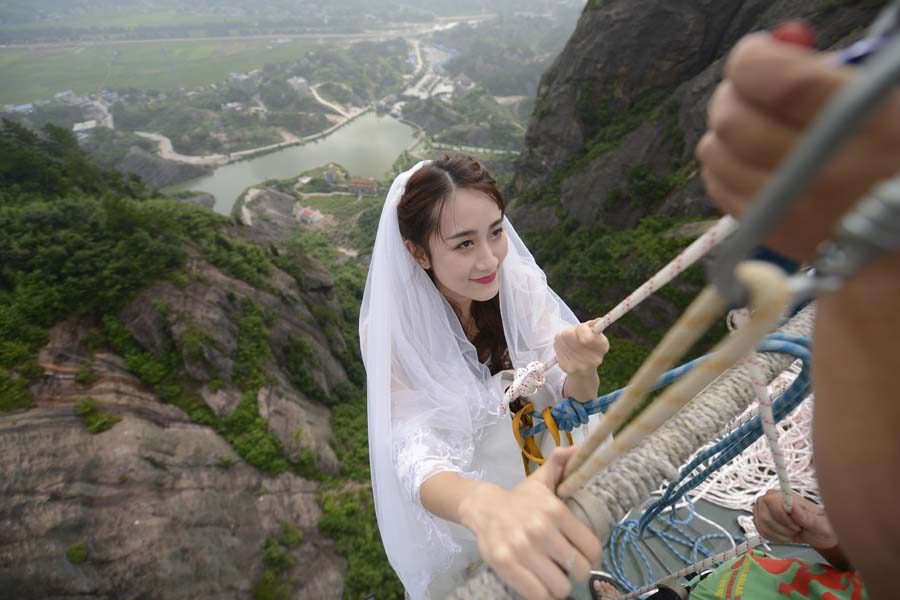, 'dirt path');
134,131,229,166
311,84,350,118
